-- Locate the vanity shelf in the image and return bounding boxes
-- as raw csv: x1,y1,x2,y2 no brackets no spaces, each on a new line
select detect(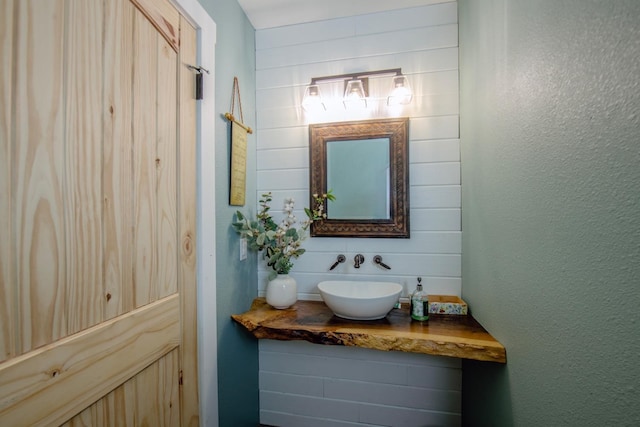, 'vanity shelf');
232,298,506,363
